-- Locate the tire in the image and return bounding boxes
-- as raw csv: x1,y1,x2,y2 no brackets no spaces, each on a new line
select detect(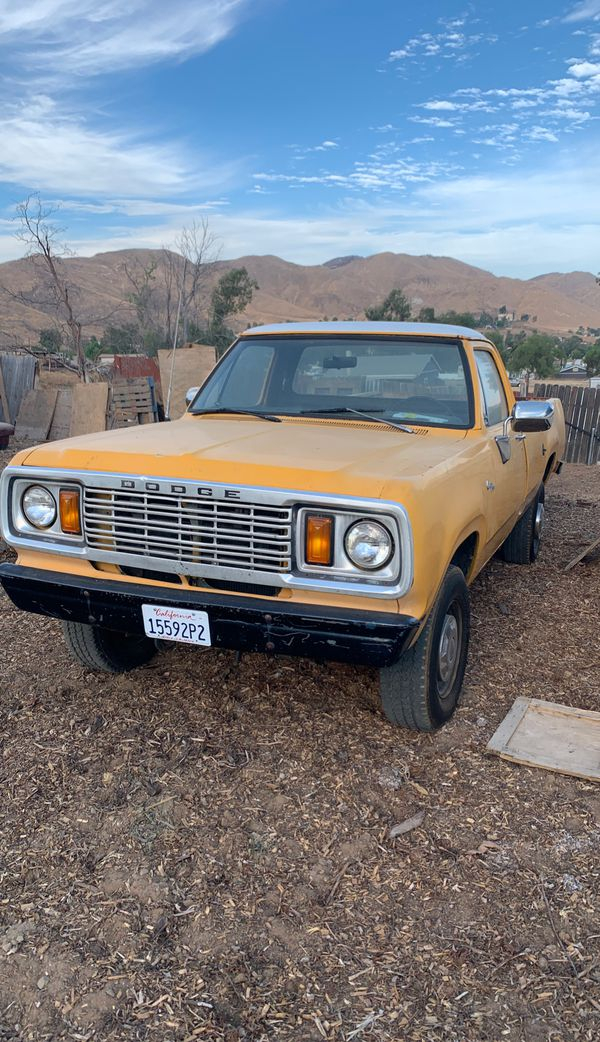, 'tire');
501,484,545,565
62,621,157,674
380,566,470,732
